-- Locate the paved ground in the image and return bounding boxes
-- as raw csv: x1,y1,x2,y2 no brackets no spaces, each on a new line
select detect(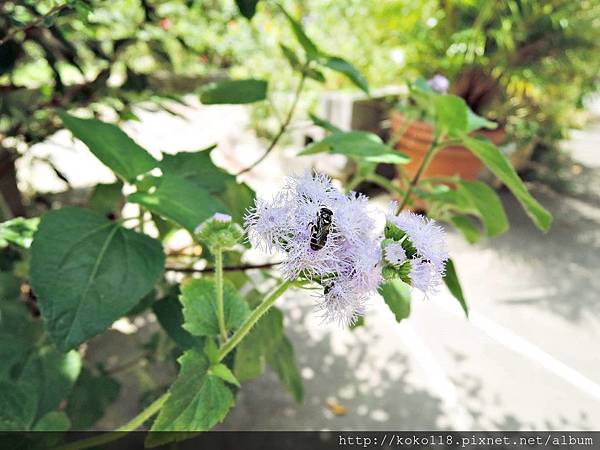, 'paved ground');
26,97,600,431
